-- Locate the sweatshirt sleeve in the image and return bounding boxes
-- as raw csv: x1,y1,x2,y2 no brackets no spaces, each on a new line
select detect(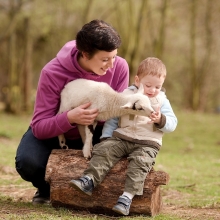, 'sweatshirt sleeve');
31,70,74,139
159,97,178,133
100,86,132,139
